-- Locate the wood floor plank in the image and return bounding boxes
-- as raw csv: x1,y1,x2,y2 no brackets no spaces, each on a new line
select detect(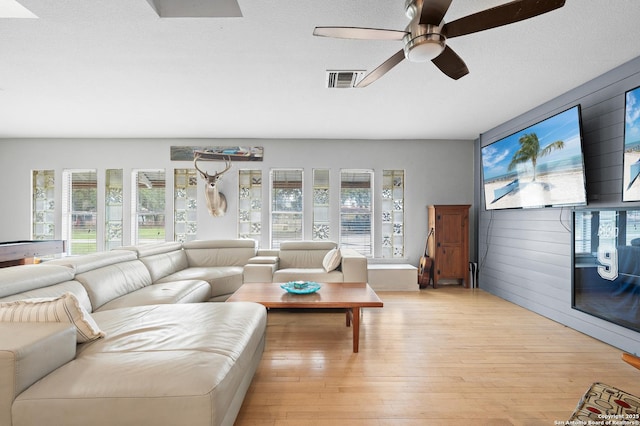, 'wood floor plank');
235,287,640,425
